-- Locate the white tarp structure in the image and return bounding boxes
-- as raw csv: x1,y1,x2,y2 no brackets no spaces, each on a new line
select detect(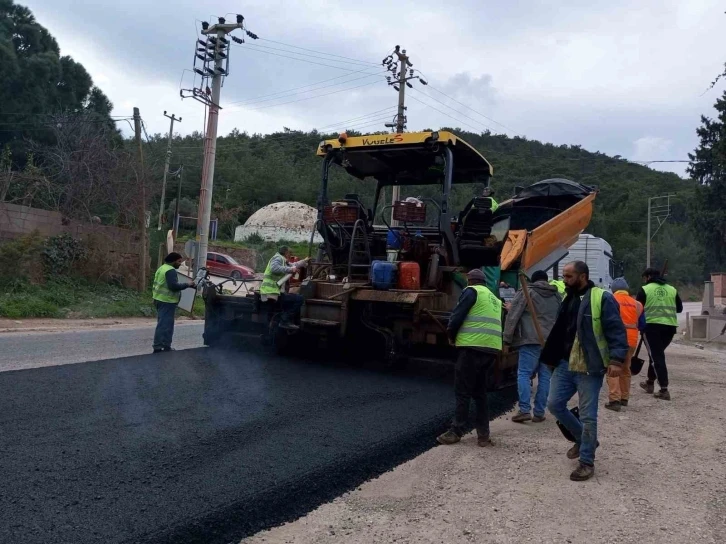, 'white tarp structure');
235,201,322,243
